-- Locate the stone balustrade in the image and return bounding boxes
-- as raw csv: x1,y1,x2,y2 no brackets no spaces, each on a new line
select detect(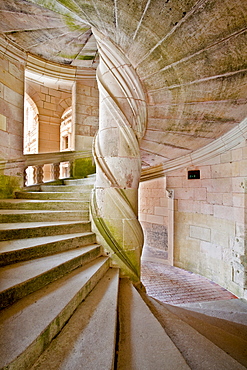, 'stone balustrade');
0,150,95,187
